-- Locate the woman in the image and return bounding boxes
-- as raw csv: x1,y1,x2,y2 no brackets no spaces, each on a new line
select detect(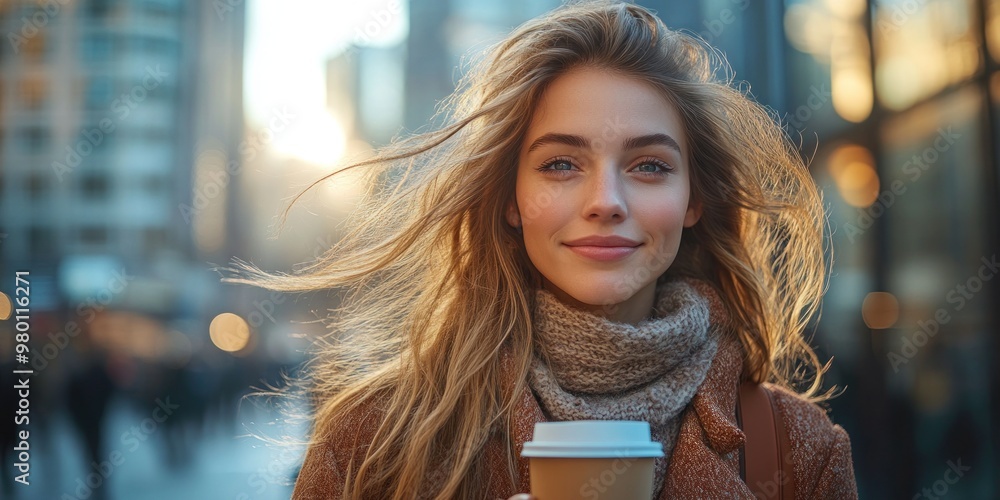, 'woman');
227,1,858,498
